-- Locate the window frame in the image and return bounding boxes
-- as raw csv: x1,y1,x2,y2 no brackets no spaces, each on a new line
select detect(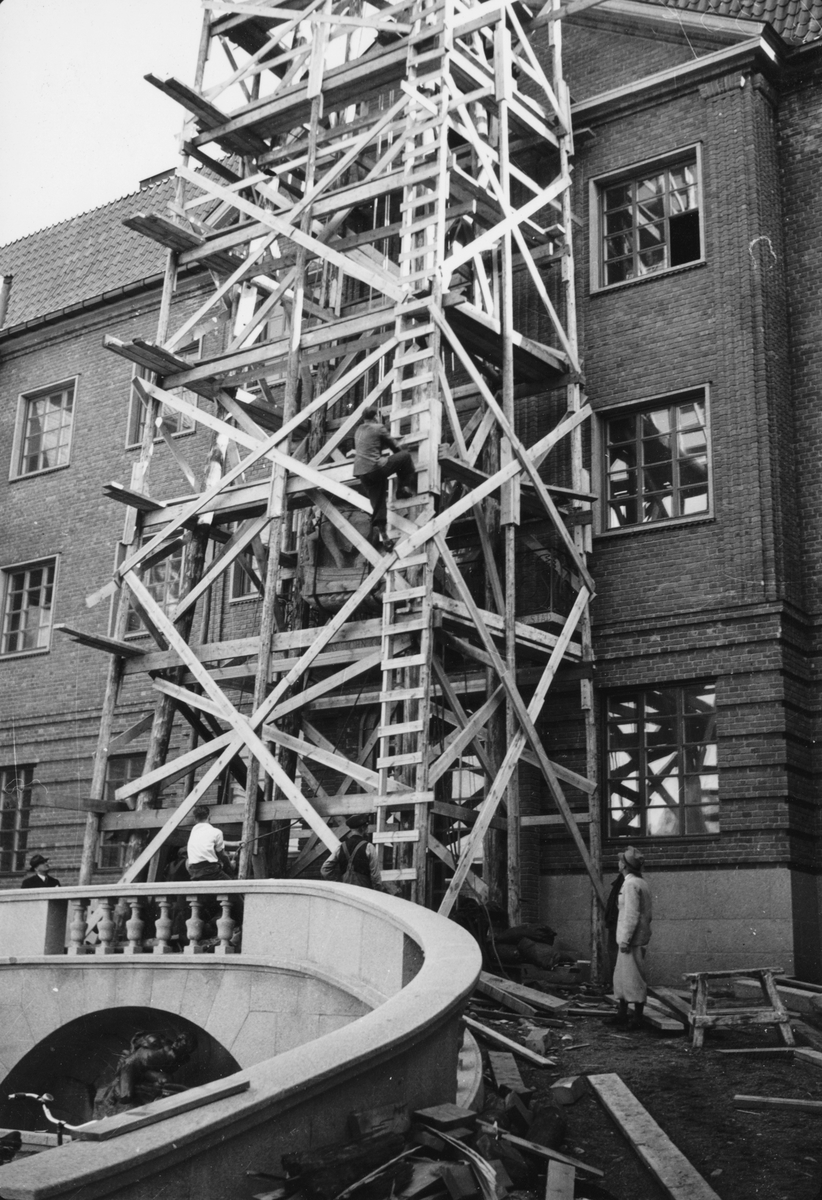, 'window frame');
604,681,719,842
125,540,186,638
595,384,713,536
125,338,203,449
0,764,34,873
0,556,58,658
10,377,78,480
589,144,704,294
